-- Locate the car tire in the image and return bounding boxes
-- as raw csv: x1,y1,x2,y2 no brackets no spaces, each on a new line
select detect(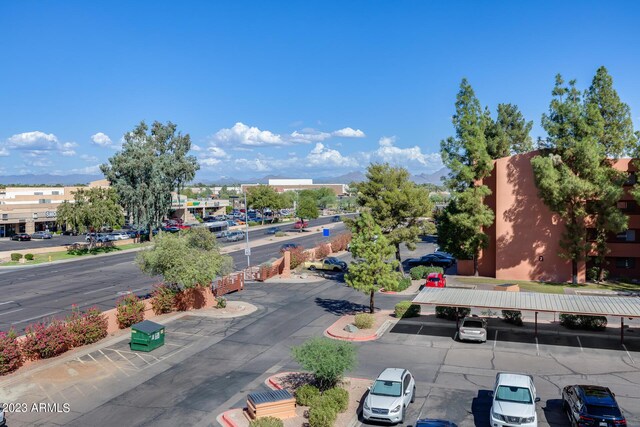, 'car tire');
410,386,415,403
309,266,316,271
